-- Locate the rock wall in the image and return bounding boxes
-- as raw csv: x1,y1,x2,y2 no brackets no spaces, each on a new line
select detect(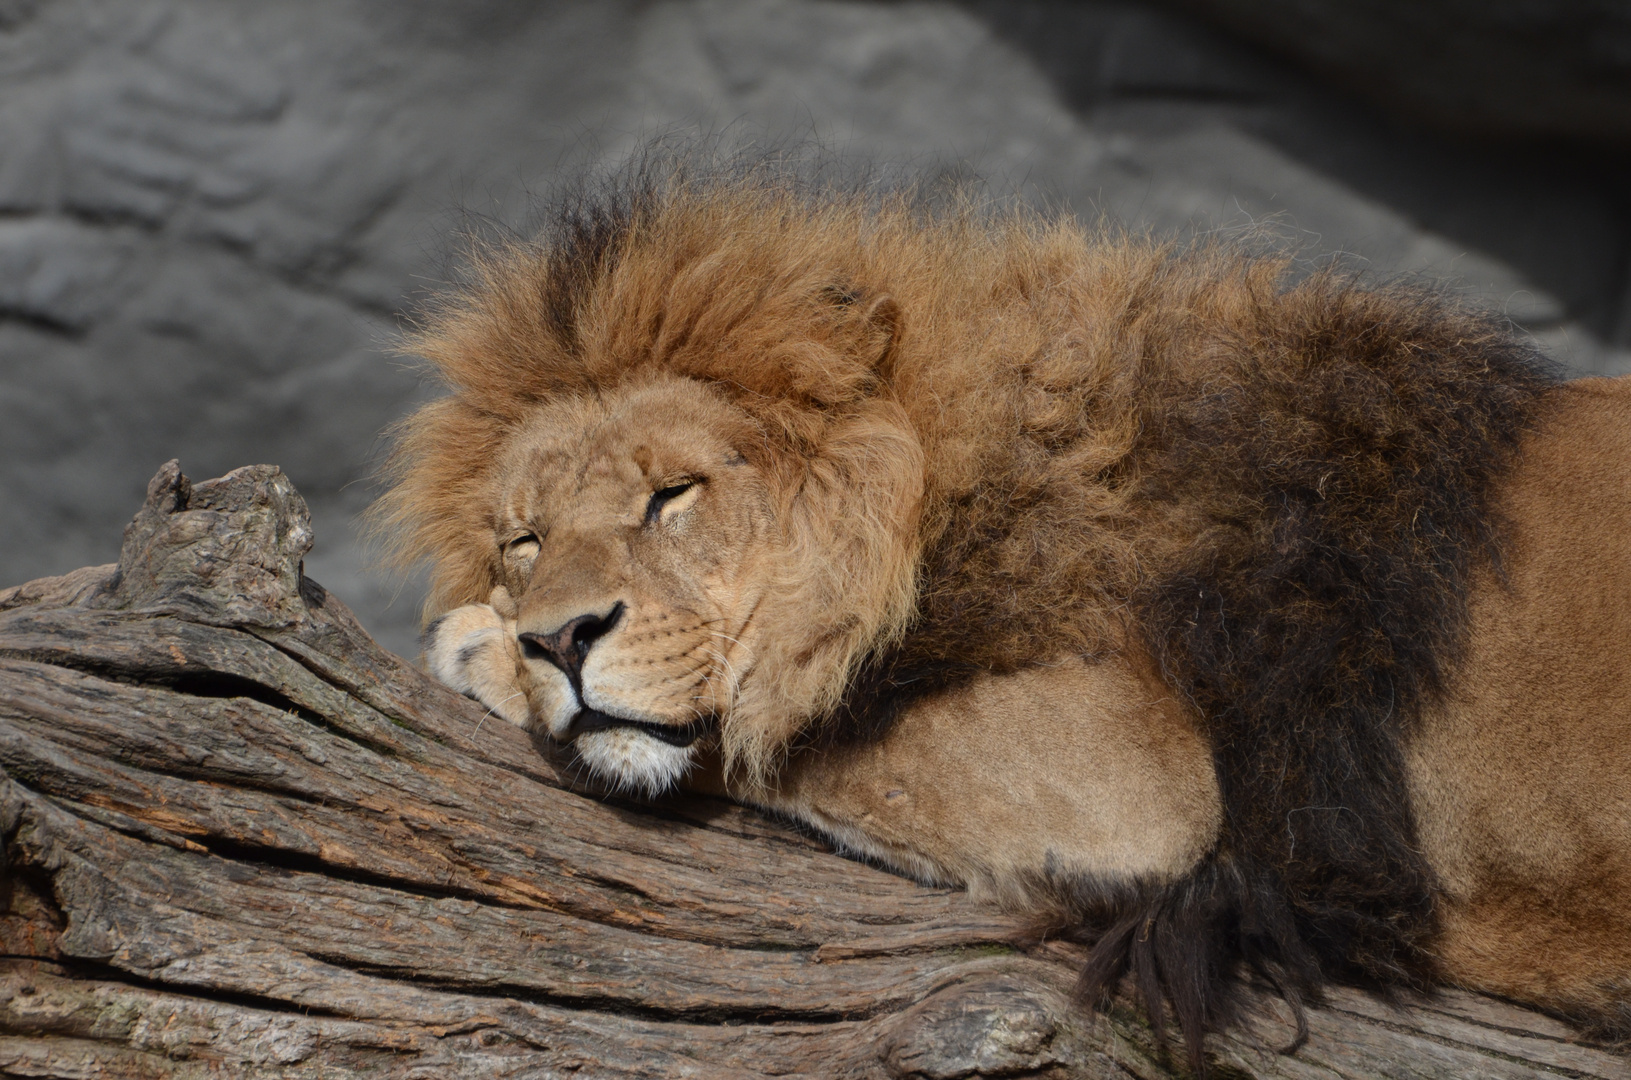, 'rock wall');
1174,0,1631,144
3,0,1627,656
